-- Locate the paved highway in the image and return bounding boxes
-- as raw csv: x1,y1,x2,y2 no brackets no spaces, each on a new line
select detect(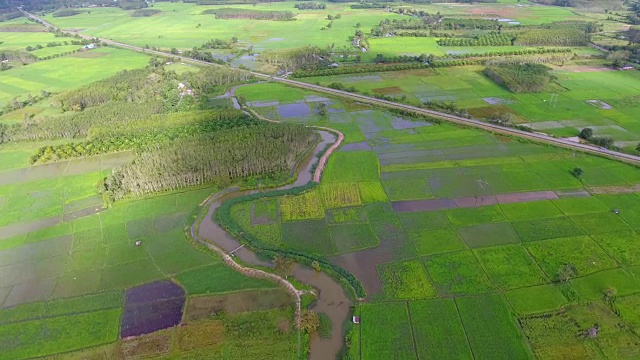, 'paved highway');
20,9,640,166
